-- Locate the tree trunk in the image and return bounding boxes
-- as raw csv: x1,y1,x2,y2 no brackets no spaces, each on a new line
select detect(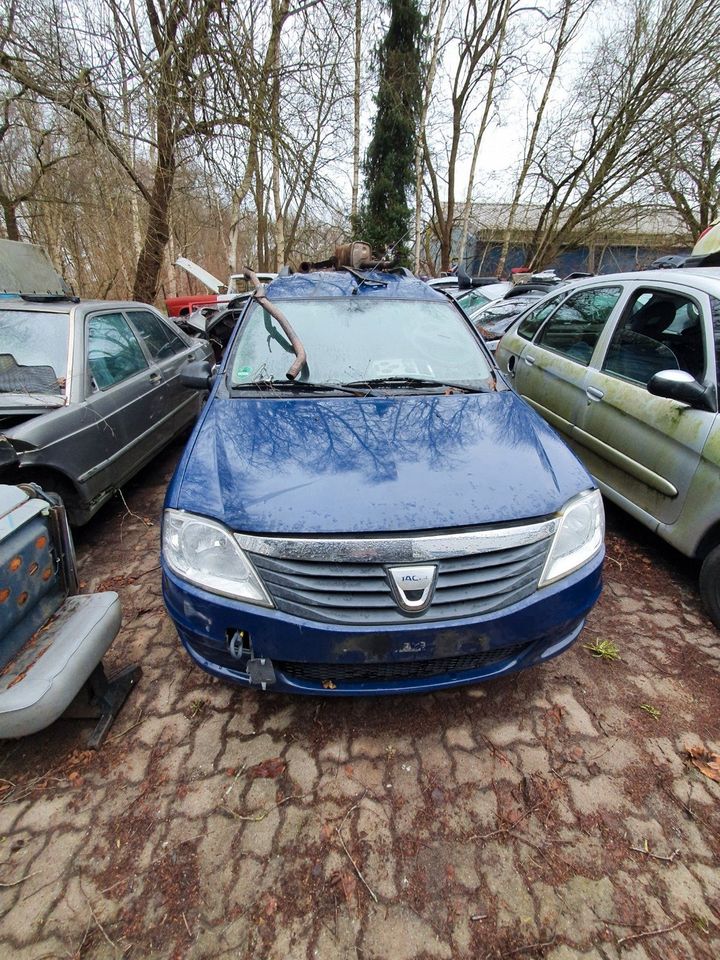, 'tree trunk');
1,197,20,240
132,106,176,303
166,212,178,299
496,0,577,279
414,0,448,274
351,0,362,223
270,67,285,268
457,0,510,269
